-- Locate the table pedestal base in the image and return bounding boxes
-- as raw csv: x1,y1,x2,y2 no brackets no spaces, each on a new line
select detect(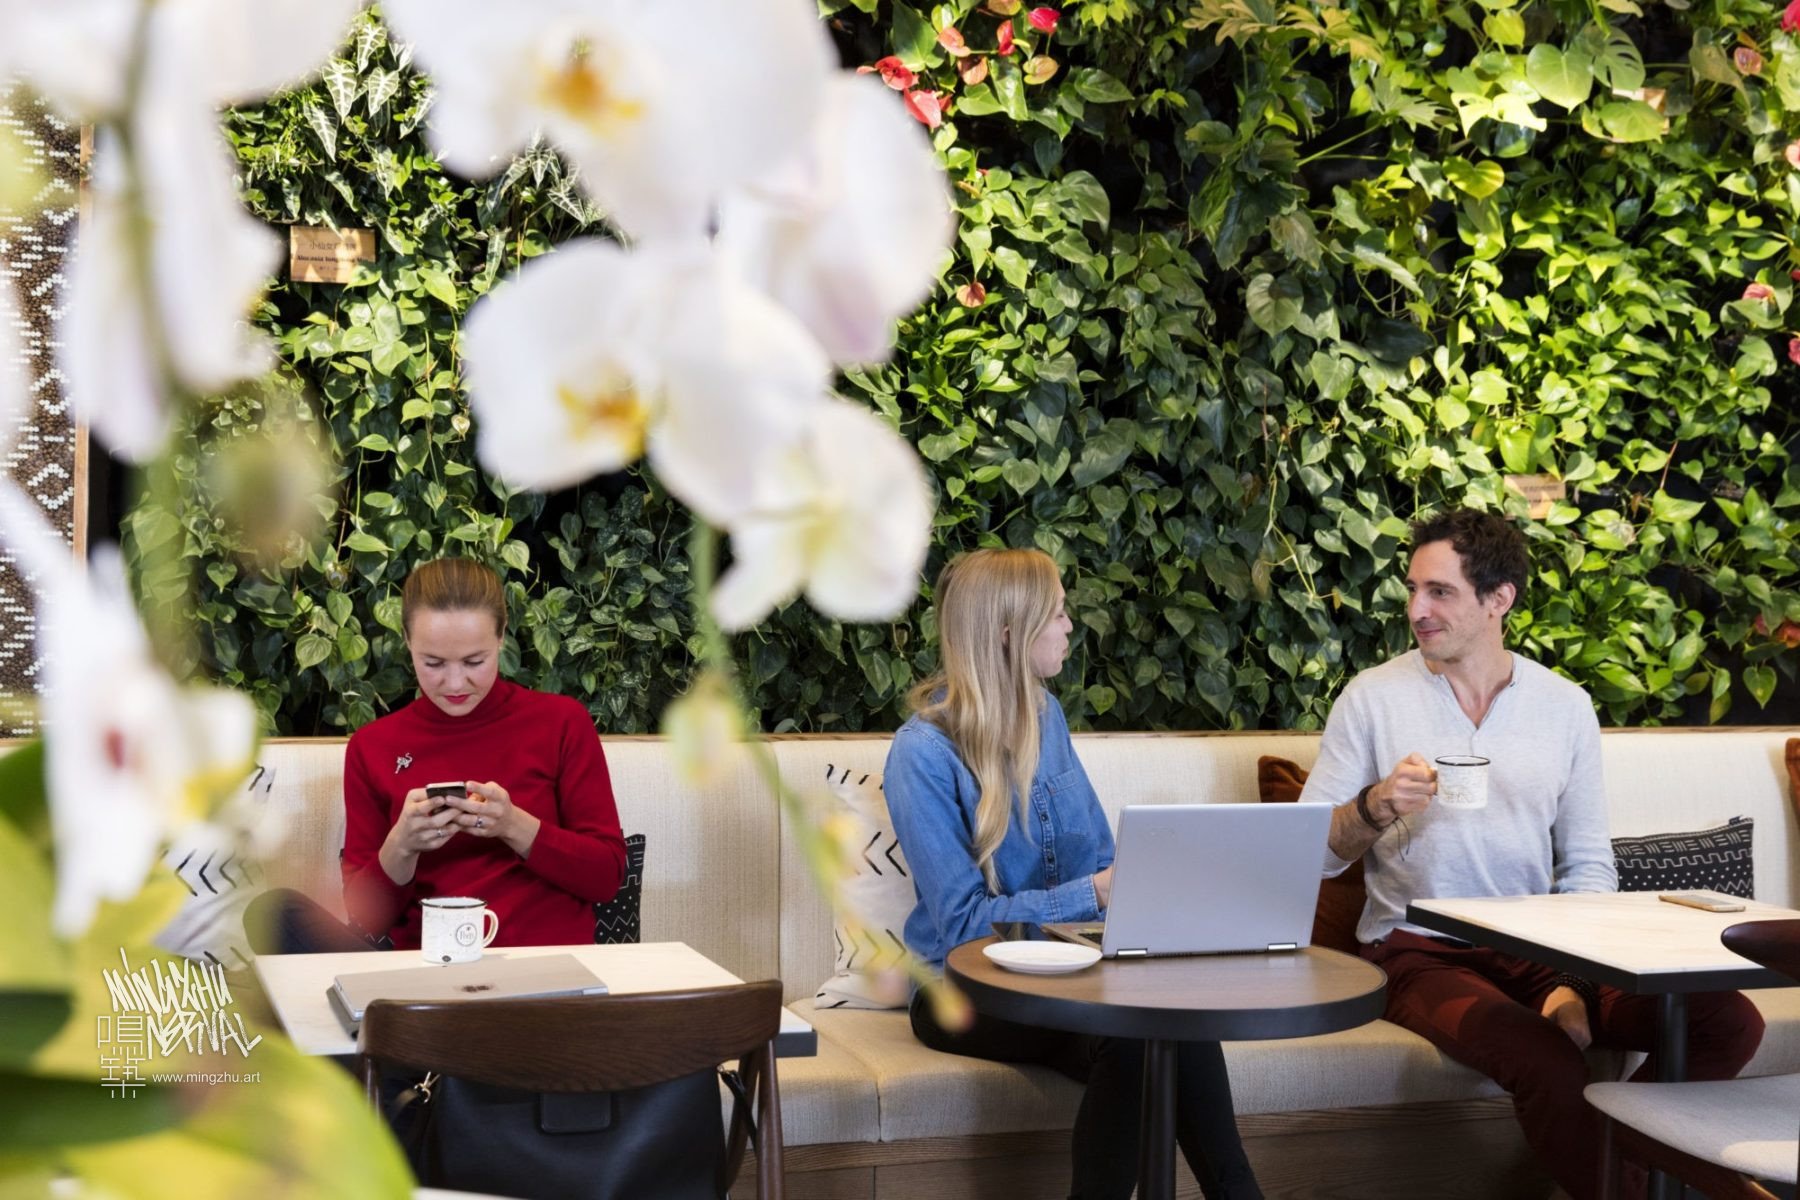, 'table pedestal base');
1138,1037,1179,1200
